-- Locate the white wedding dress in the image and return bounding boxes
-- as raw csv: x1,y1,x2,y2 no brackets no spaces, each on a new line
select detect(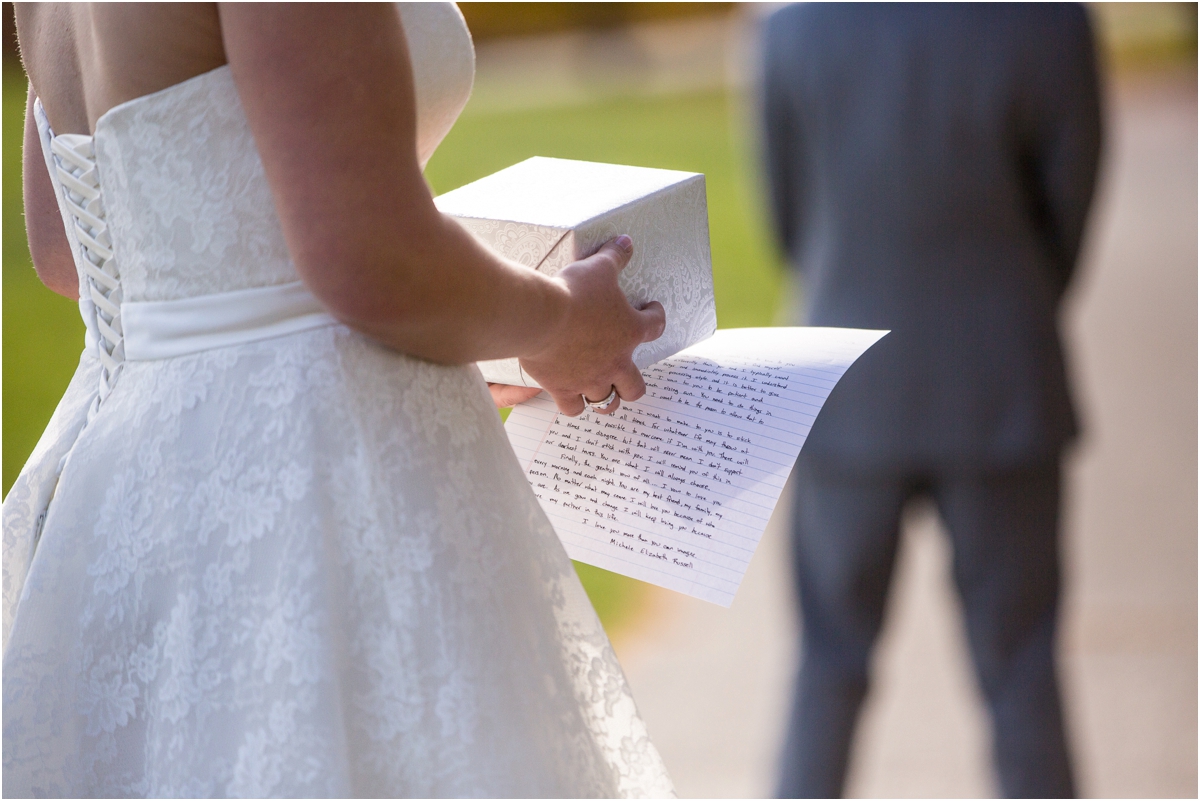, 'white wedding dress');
2,5,673,797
